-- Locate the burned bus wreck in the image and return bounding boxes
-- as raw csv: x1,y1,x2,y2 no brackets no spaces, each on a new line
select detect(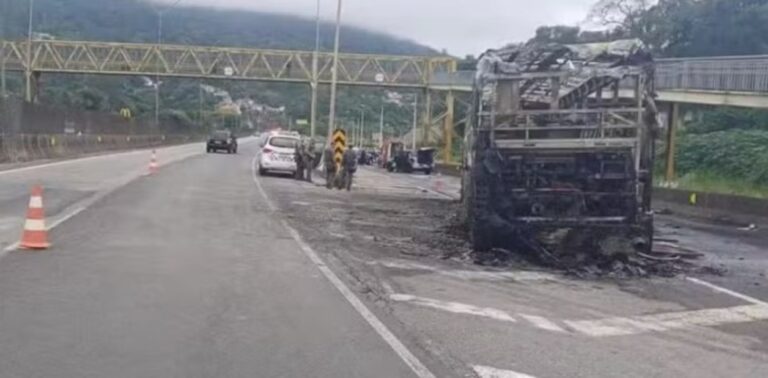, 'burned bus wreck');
461,40,658,263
